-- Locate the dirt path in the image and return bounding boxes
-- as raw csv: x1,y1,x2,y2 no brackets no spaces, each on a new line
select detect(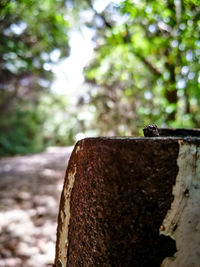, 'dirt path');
0,146,73,267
